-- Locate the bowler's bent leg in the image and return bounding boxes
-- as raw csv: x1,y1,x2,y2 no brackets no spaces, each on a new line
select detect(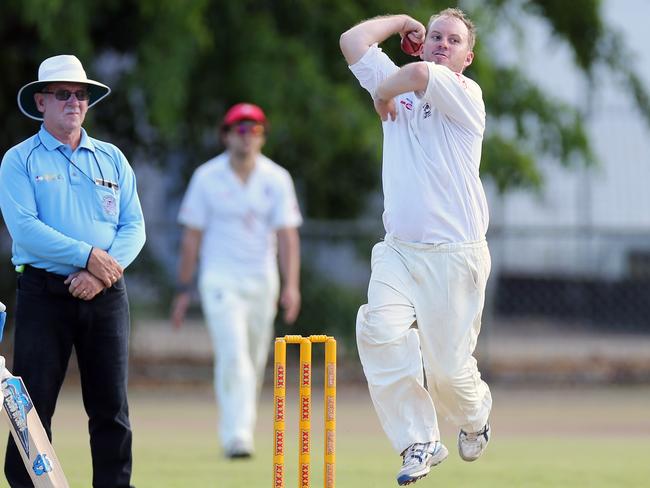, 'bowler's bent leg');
417,244,492,434
356,242,440,454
